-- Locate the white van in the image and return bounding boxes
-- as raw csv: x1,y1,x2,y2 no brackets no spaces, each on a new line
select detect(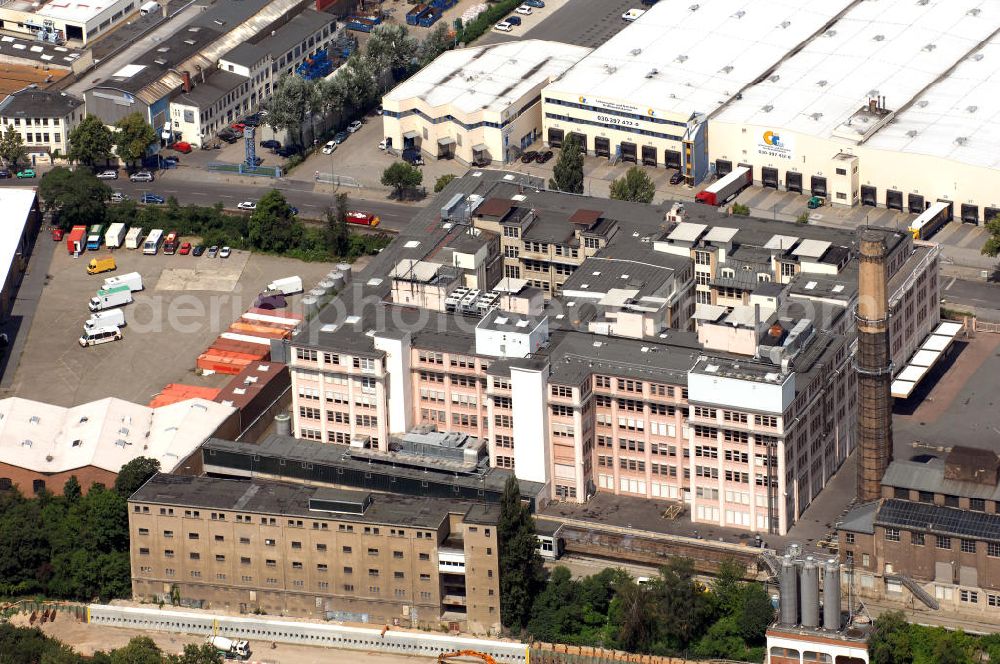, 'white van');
139,1,160,15
79,326,123,347
85,309,126,331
